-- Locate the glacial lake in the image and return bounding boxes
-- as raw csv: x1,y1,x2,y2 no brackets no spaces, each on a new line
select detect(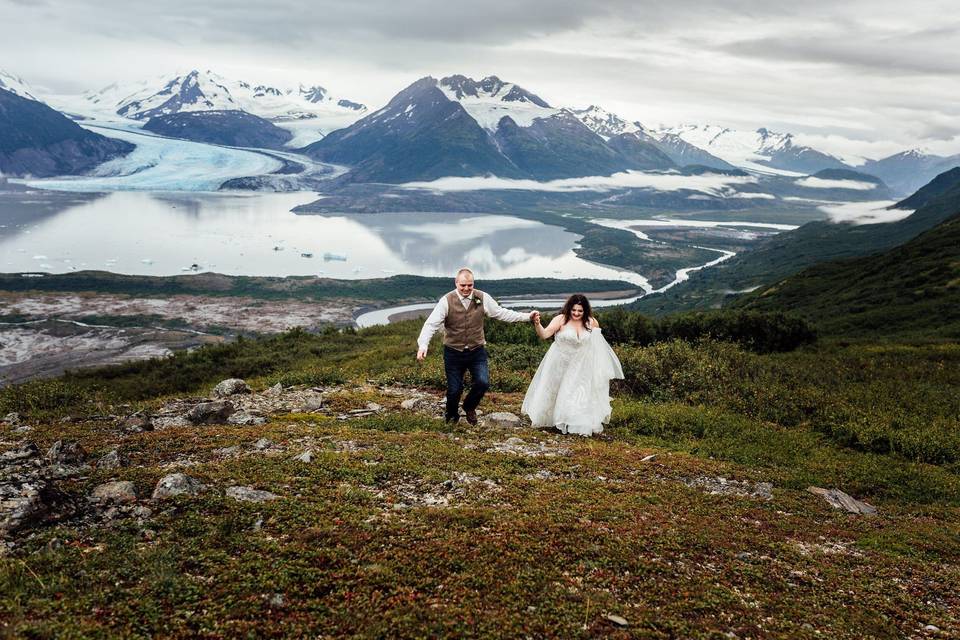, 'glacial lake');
0,190,648,285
